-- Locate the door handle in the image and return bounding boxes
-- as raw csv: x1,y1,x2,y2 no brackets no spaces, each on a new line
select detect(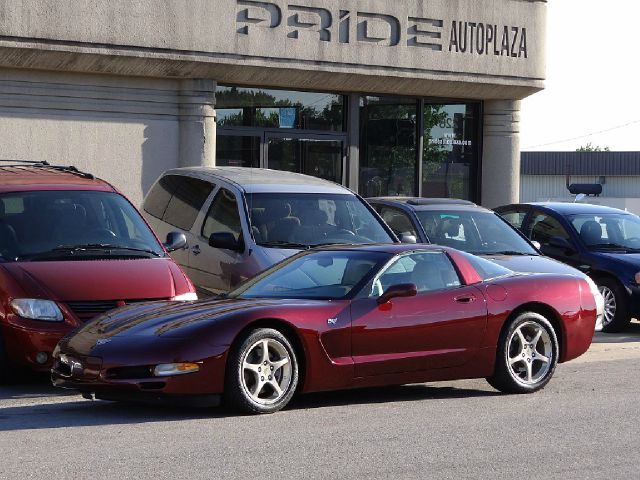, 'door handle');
191,245,201,256
454,294,476,304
